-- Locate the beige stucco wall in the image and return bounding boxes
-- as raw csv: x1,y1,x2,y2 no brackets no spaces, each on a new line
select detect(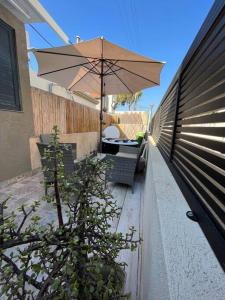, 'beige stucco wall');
140,139,225,300
29,132,99,170
0,5,34,181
